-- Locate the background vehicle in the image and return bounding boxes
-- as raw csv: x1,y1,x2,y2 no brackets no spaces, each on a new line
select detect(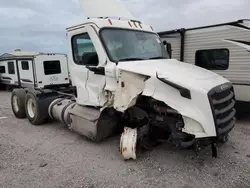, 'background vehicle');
0,49,70,90
158,19,250,104
10,0,236,160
